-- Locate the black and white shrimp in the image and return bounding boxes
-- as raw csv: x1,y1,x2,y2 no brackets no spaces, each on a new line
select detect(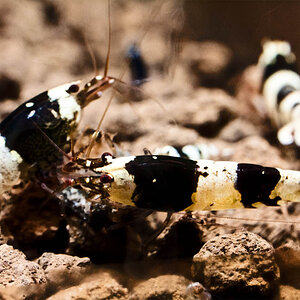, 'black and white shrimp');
258,40,300,146
63,154,300,213
0,74,115,193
